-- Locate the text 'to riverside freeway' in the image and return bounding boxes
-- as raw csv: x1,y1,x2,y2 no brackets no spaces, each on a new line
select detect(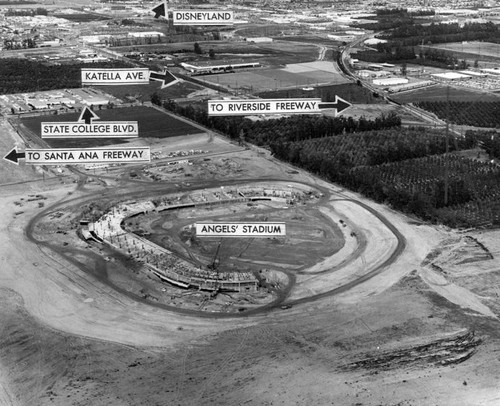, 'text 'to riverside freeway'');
208,97,351,116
